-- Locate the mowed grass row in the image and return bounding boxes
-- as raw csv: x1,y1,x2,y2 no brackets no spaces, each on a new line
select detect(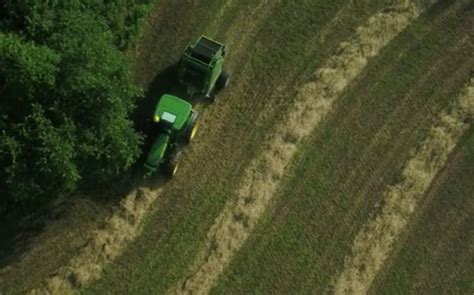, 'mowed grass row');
370,126,474,294
211,1,473,294
85,1,387,294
